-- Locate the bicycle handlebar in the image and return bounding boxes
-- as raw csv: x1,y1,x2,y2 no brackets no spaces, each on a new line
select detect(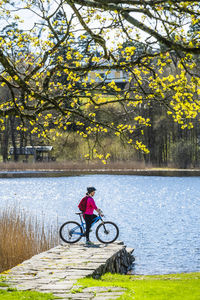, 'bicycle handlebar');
98,209,104,217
